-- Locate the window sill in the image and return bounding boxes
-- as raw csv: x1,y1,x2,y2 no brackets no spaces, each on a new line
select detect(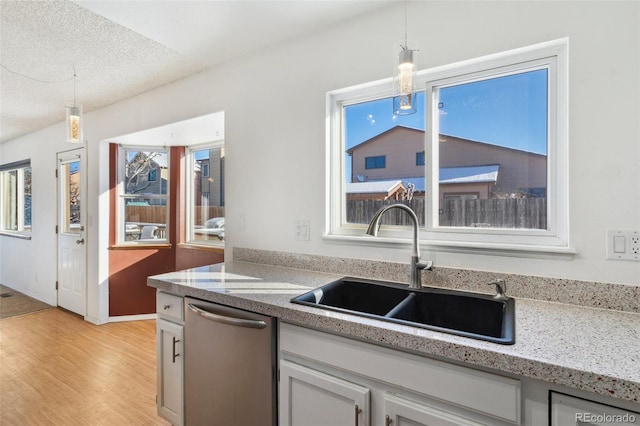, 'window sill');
109,243,172,250
177,243,225,253
323,233,577,260
0,231,32,240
